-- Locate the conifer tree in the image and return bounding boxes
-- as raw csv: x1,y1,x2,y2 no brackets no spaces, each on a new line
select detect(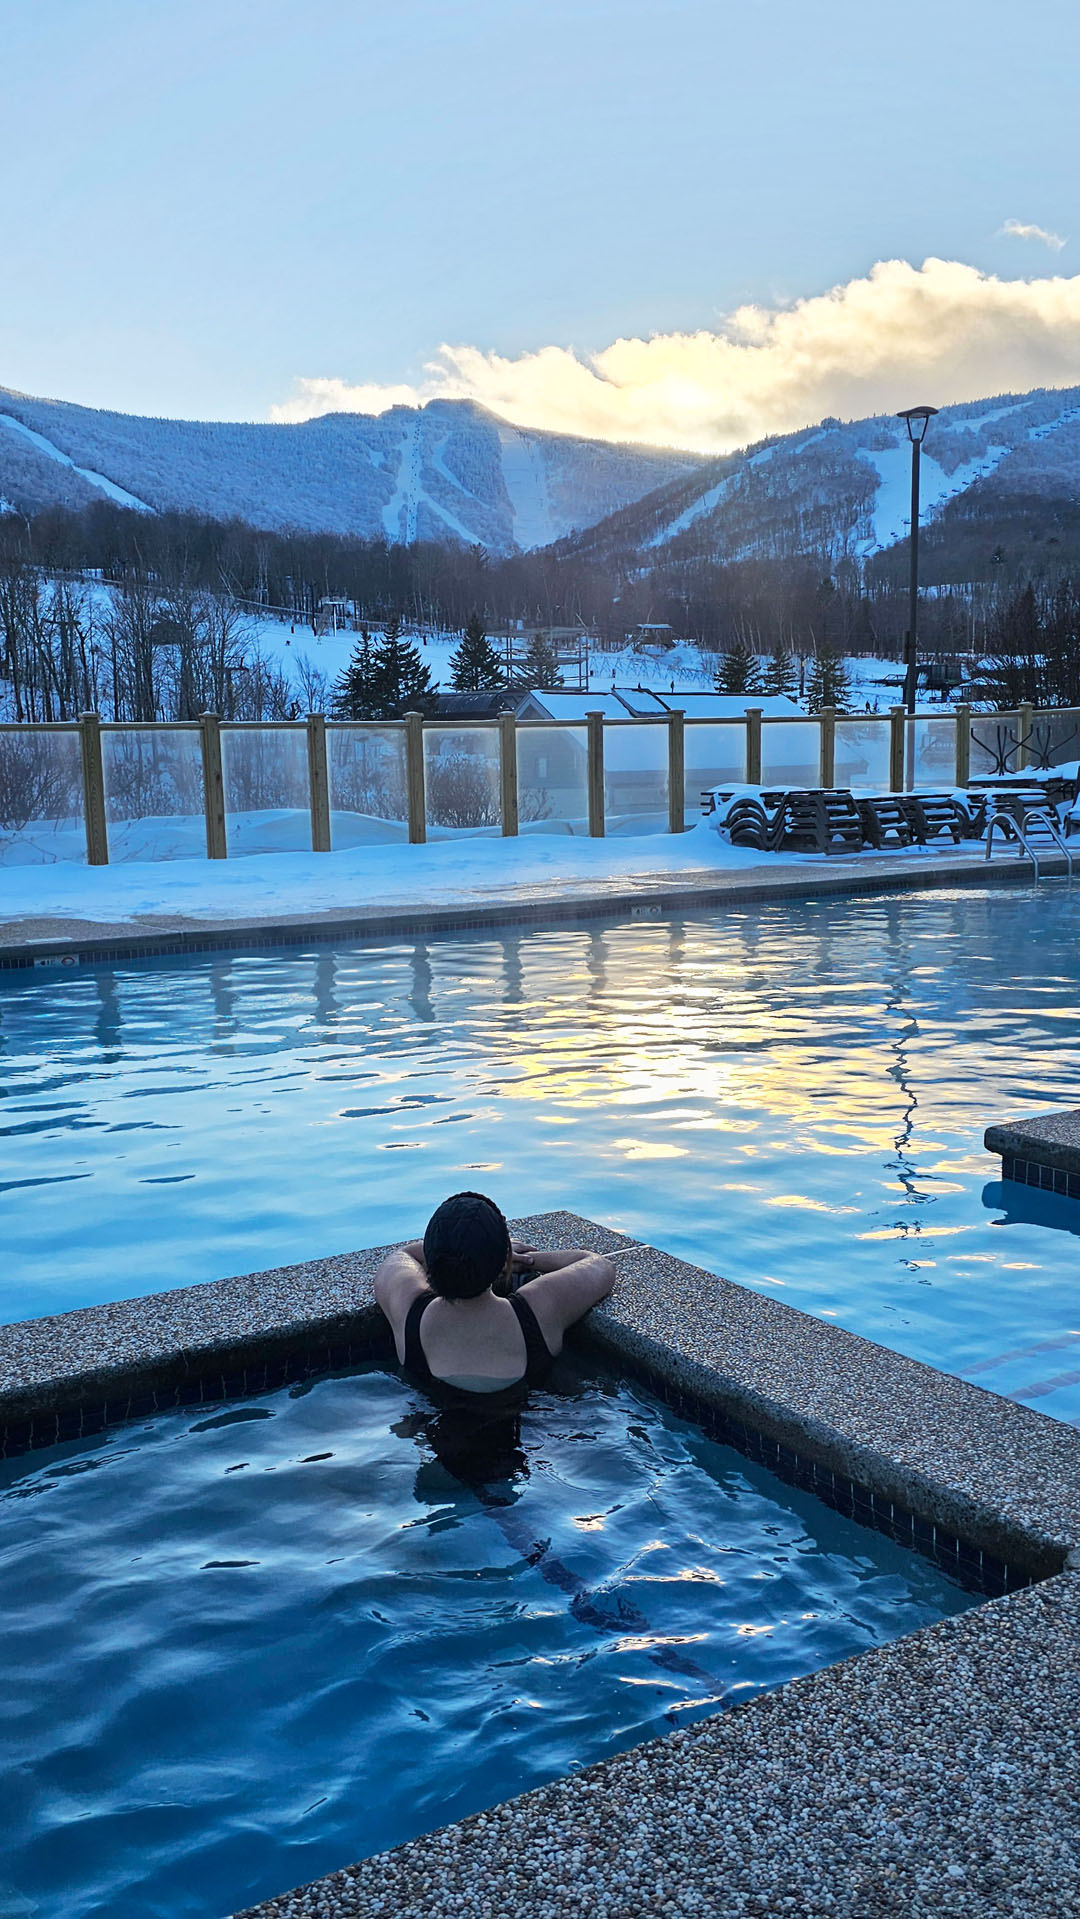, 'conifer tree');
714,635,761,696
374,613,435,716
515,630,561,690
333,628,382,719
449,612,504,691
806,646,852,712
762,648,798,698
